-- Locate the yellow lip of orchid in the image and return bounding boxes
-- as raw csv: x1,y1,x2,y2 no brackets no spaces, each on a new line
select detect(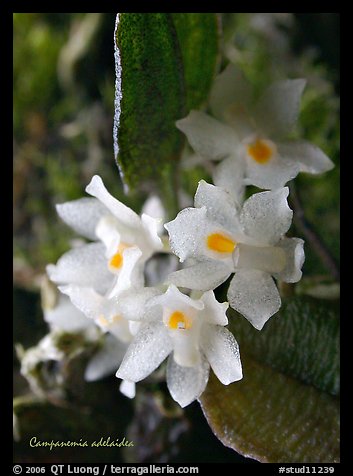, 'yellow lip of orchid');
108,242,129,272
167,310,192,330
207,232,237,254
97,314,110,327
116,284,243,408
97,313,122,327
246,138,277,165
